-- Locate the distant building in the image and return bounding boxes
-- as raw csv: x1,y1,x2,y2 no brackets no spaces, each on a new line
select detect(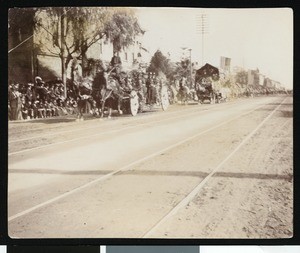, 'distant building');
220,56,231,73
264,78,274,88
258,73,265,86
89,35,150,72
247,69,260,86
9,10,148,83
